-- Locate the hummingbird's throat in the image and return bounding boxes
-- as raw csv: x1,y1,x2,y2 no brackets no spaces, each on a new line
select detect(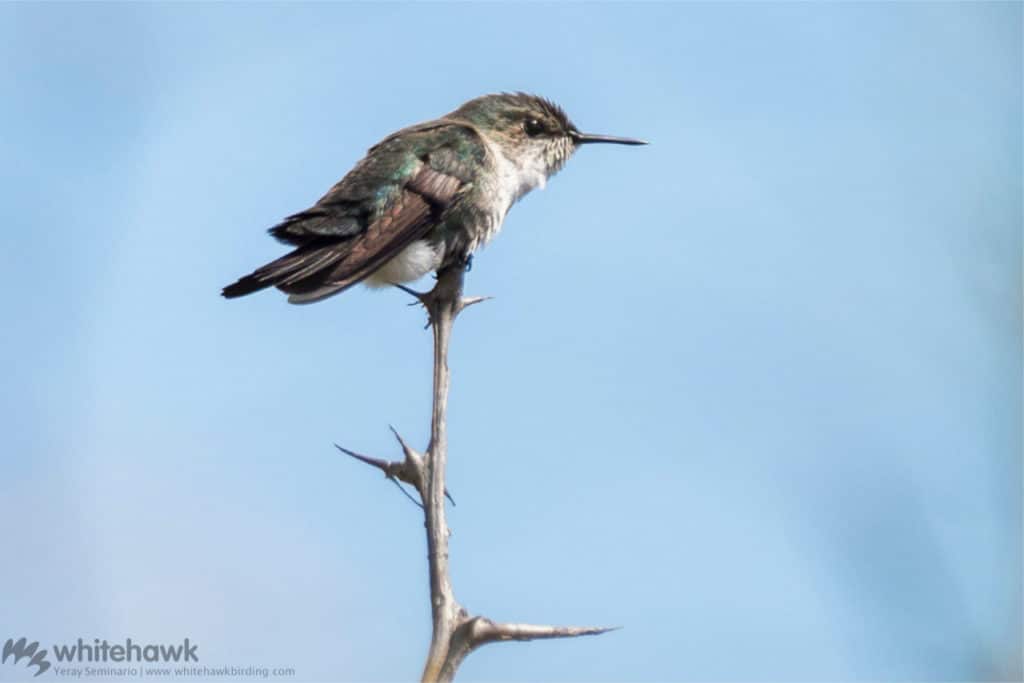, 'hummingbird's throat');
487,139,550,206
